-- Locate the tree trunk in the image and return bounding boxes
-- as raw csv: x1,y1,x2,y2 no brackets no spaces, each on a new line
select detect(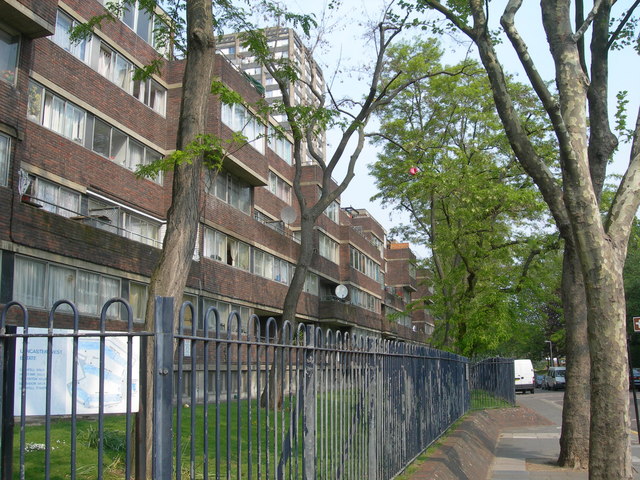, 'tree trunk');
541,2,631,477
260,214,315,408
558,242,589,468
584,245,631,478
137,0,216,477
